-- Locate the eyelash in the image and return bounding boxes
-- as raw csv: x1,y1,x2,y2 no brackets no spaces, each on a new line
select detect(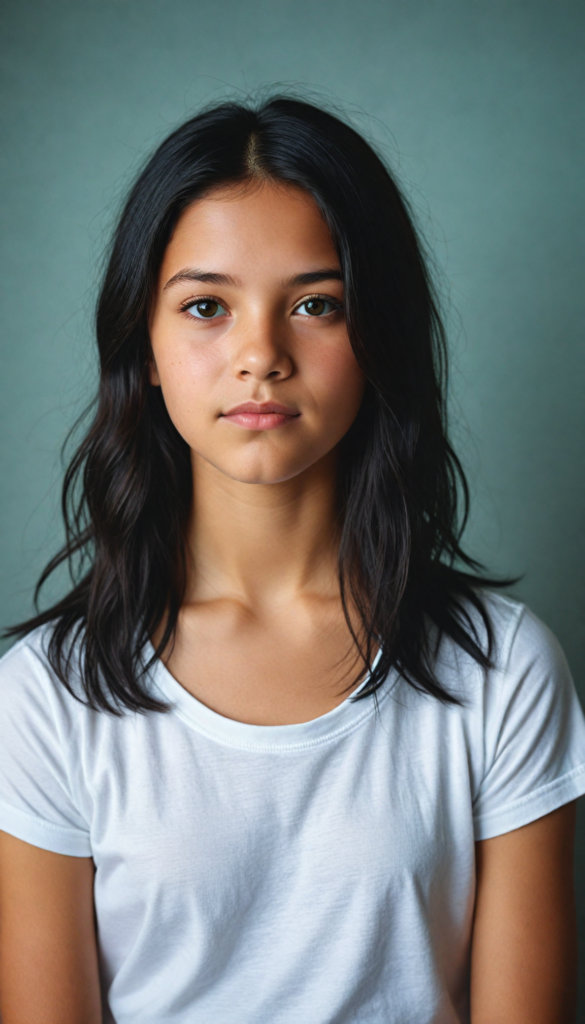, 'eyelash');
294,293,343,317
178,295,219,317
178,293,343,318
